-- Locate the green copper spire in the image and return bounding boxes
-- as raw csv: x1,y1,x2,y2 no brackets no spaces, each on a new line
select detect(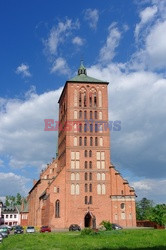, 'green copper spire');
78,60,87,75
